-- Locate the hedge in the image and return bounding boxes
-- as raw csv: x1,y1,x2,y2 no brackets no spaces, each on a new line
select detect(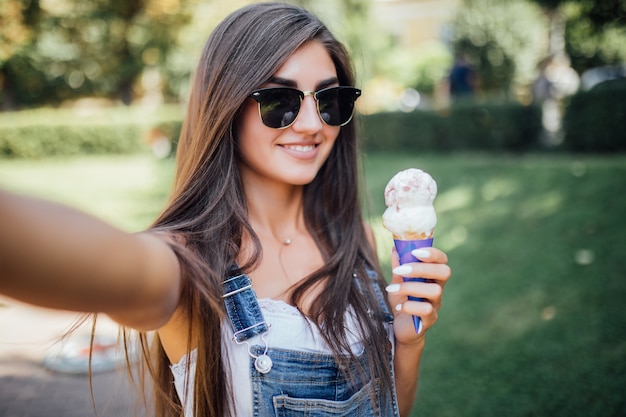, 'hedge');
2,92,623,158
0,105,183,159
360,101,542,152
562,79,626,152
0,124,144,158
